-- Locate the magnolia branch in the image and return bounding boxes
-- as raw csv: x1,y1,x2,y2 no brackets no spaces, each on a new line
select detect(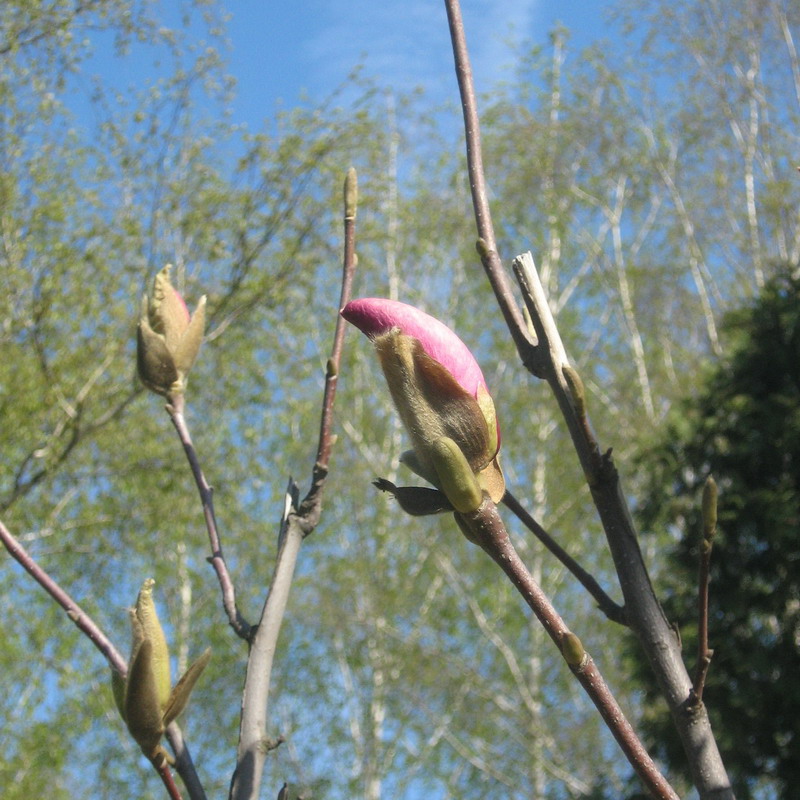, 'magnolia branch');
0,518,205,800
502,490,626,625
166,394,252,640
442,0,534,363
443,0,733,794
229,168,359,800
456,500,679,800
